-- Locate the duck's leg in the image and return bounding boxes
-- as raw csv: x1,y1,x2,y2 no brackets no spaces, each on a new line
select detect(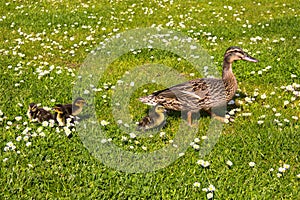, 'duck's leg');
187,111,202,127
187,111,193,126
